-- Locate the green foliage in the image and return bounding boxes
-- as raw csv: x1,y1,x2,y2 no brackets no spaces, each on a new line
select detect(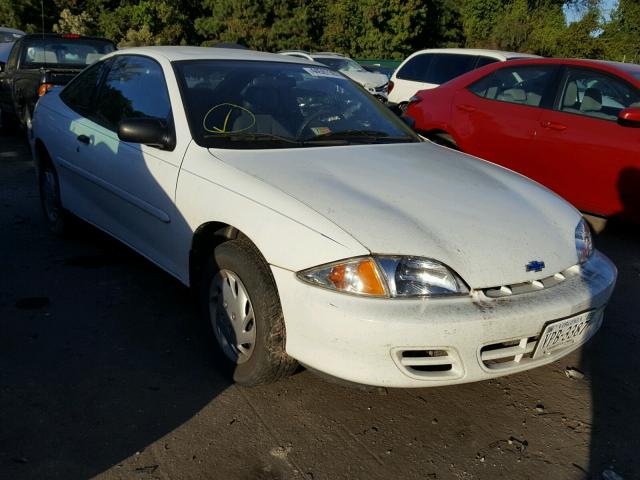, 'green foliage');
601,0,640,63
195,0,321,50
1,0,638,63
322,0,430,59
